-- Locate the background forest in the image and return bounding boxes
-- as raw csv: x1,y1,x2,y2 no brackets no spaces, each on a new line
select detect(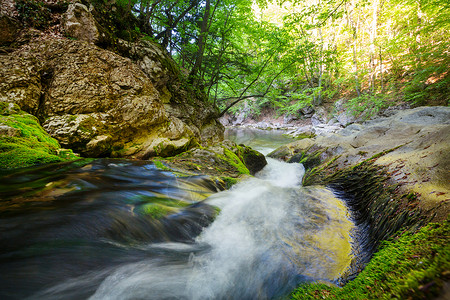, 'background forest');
101,0,449,118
